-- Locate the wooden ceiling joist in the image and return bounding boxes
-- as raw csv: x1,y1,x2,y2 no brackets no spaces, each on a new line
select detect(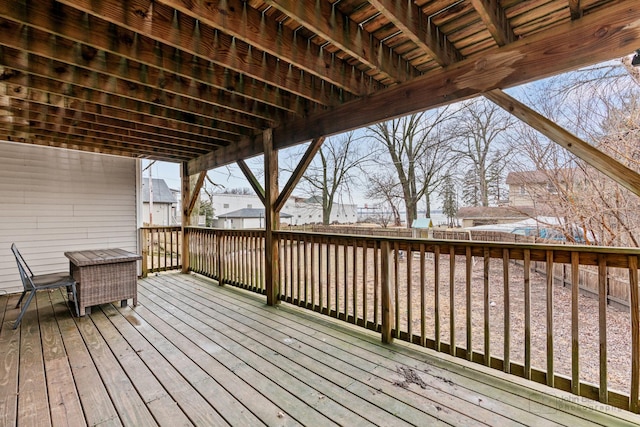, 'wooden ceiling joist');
358,0,462,67
47,0,360,105
469,0,515,46
262,0,416,84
